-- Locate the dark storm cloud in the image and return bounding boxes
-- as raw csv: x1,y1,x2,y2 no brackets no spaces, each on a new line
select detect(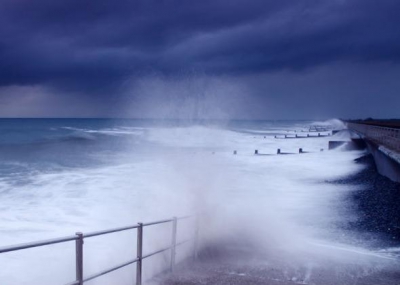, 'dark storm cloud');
0,0,399,92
